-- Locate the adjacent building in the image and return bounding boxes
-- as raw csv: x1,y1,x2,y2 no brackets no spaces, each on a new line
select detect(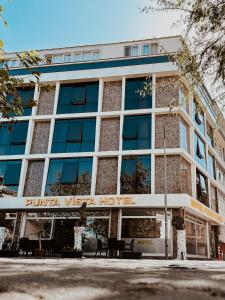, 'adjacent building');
0,36,225,258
